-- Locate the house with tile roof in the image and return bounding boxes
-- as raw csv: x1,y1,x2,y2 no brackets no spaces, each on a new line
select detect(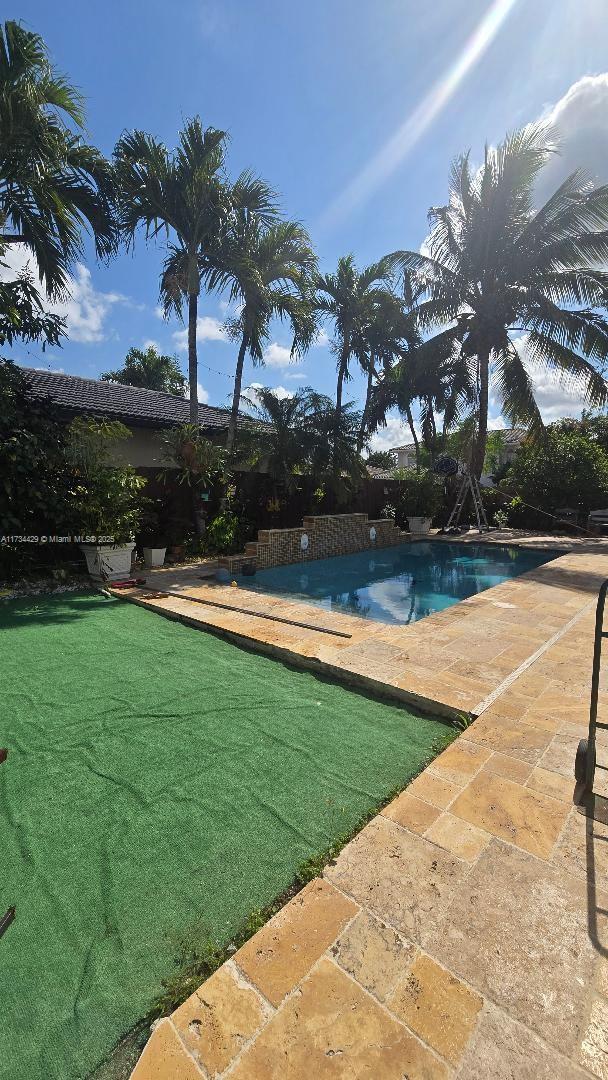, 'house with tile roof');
24,367,256,469
391,427,527,474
